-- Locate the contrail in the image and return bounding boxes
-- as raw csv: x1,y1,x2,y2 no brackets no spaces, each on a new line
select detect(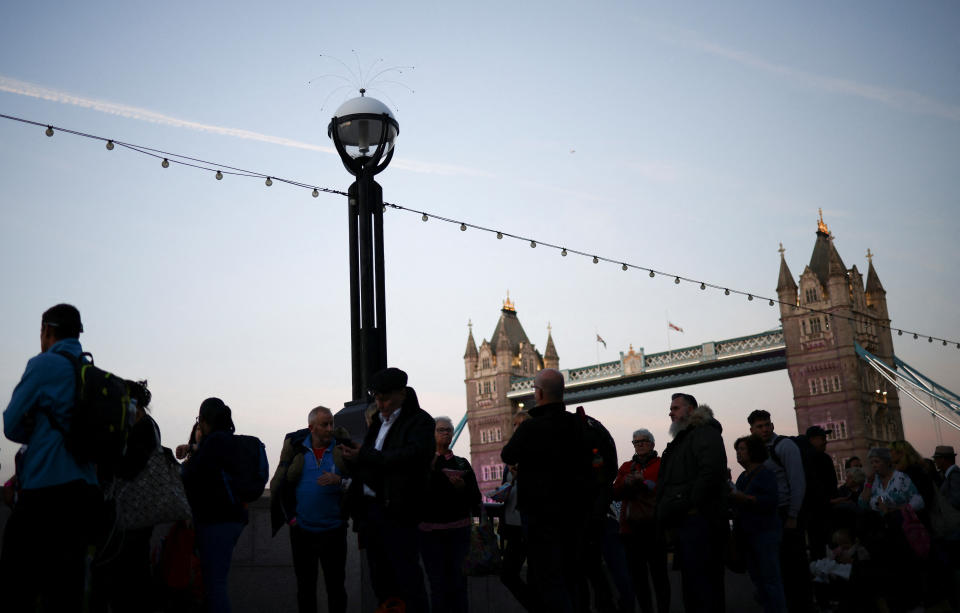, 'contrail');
0,75,492,177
